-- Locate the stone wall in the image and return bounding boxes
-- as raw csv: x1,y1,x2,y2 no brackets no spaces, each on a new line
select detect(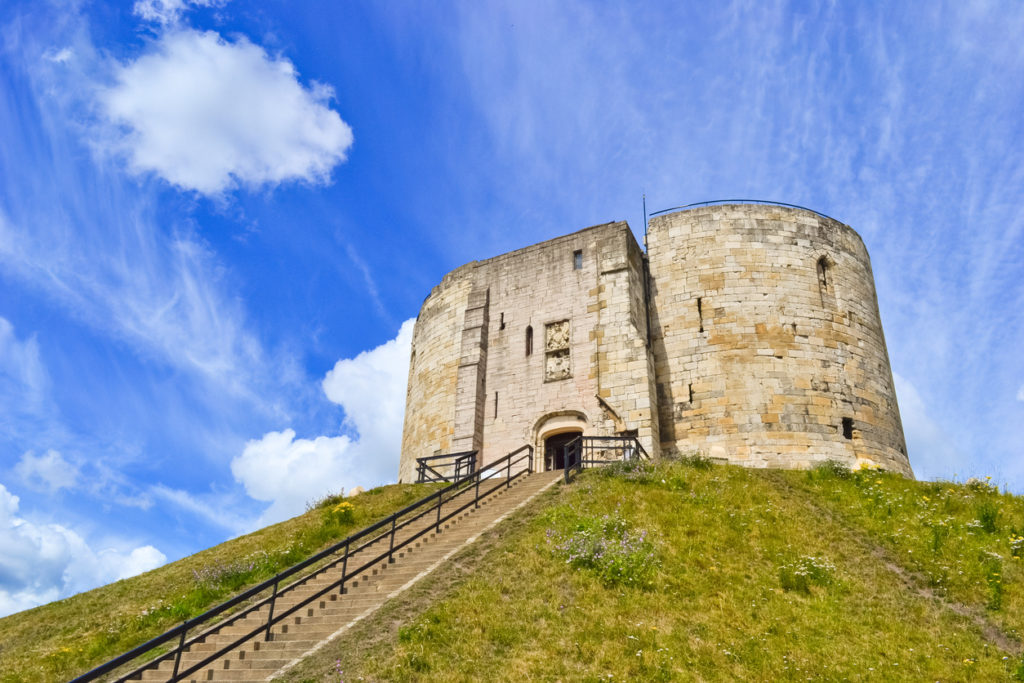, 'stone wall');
646,204,911,475
398,222,657,481
398,265,473,483
401,202,913,481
